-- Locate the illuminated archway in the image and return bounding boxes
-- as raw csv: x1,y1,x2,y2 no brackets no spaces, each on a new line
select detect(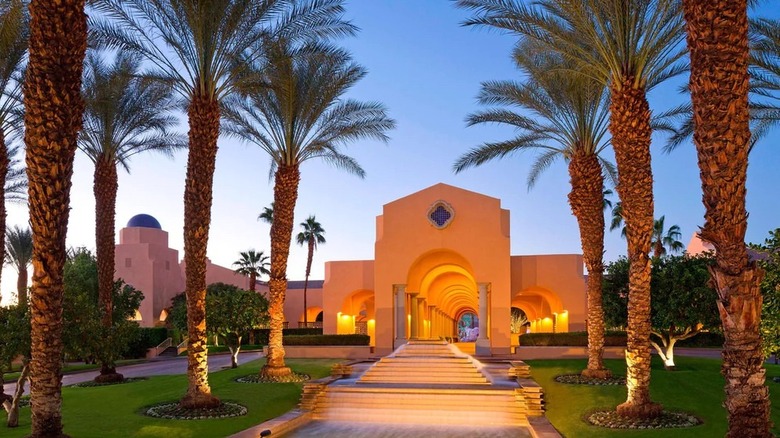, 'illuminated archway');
403,249,479,340
337,289,376,345
513,286,568,333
